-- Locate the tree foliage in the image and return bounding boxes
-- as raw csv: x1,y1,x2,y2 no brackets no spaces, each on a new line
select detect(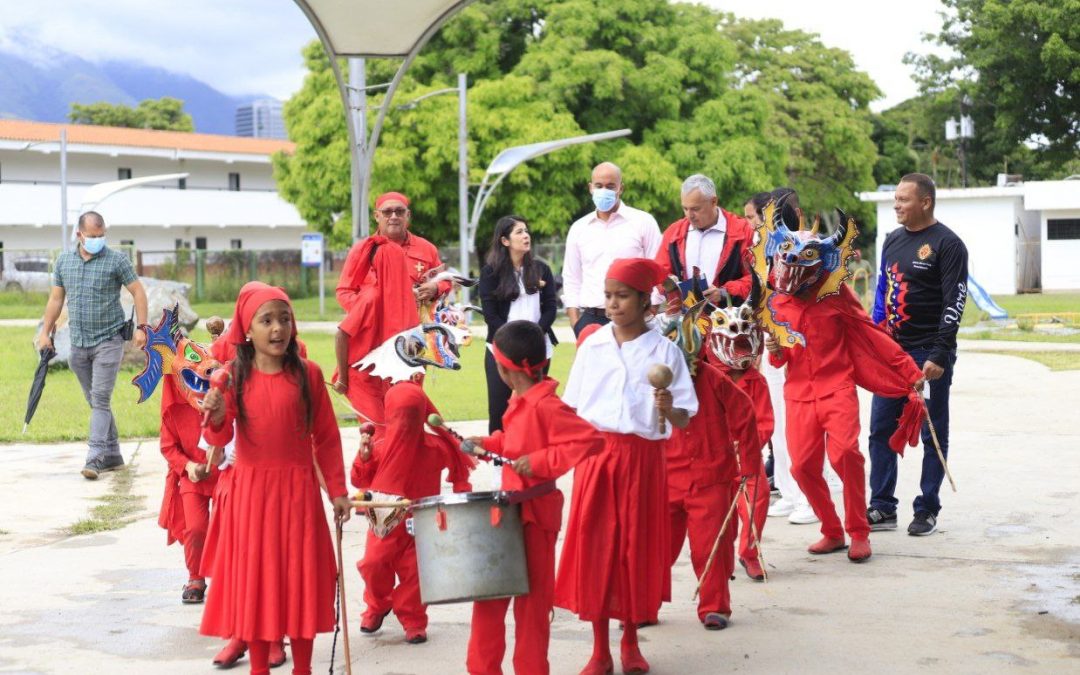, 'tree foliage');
68,97,194,132
274,0,884,256
907,0,1080,174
